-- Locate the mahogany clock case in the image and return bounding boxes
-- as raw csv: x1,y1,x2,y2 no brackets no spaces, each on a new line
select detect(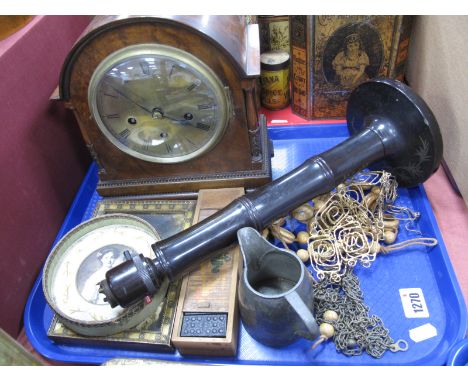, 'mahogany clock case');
59,16,272,196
